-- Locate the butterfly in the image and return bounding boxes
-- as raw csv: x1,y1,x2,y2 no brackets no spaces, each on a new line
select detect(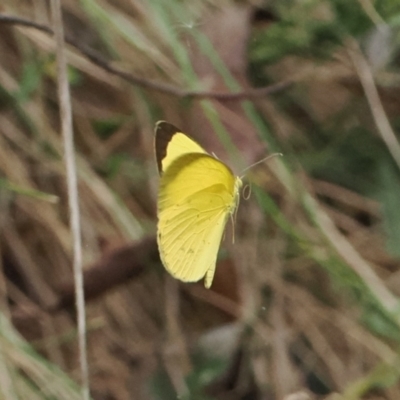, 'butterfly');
155,121,242,288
